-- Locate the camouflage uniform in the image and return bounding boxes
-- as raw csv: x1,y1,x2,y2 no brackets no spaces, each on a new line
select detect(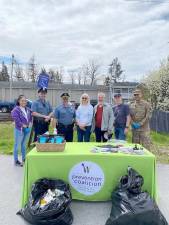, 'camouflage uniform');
129,99,151,150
